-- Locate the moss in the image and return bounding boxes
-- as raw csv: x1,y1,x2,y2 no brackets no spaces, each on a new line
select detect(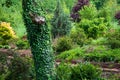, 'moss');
22,0,55,80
